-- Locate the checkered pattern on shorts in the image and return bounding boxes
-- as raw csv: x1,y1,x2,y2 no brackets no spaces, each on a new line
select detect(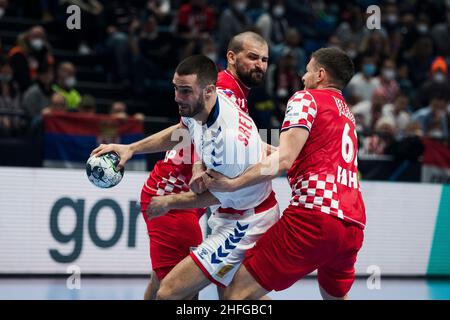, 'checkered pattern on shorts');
290,173,344,219
282,90,317,132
